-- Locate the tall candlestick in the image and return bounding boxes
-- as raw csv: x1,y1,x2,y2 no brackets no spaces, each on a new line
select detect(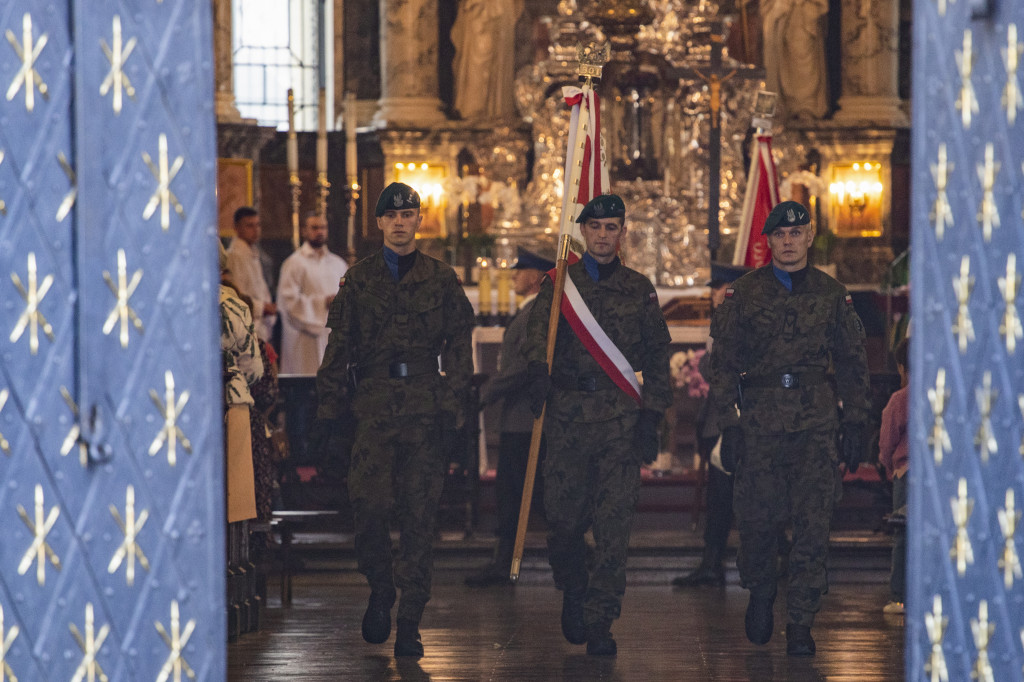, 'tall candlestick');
344,92,360,264
287,88,300,250
316,88,329,217
345,92,358,177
